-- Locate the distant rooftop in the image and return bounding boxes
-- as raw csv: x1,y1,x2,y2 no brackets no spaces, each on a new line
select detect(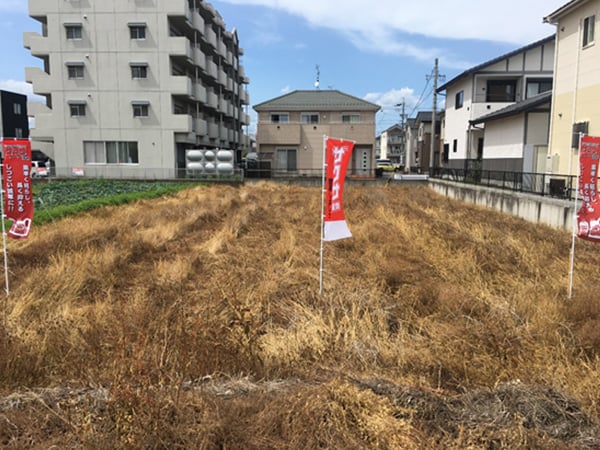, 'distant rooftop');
253,90,381,112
